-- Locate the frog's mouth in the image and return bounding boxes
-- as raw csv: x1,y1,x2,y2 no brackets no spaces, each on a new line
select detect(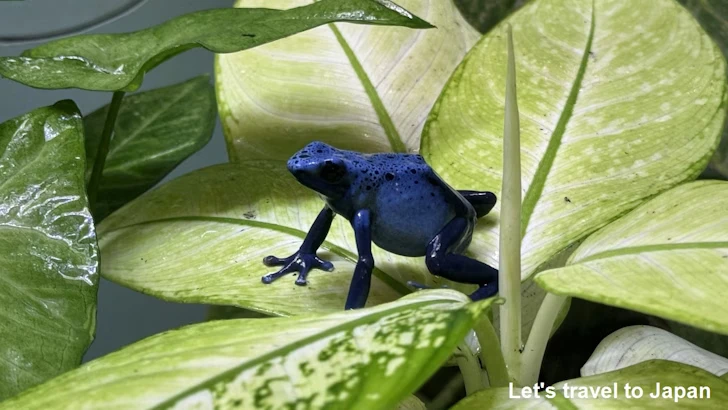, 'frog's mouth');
290,169,348,200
